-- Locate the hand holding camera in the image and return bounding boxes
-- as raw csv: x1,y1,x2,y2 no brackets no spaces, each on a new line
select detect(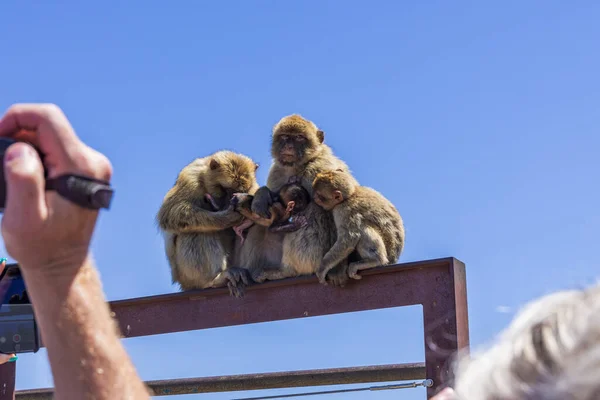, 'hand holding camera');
0,104,113,276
